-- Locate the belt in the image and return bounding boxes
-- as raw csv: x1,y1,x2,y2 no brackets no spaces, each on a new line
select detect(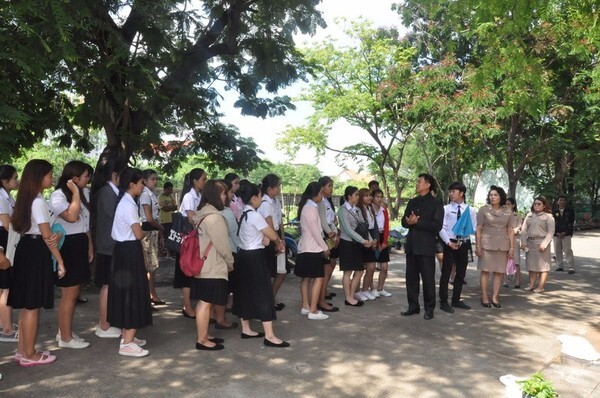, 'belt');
23,234,43,239
527,236,545,240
